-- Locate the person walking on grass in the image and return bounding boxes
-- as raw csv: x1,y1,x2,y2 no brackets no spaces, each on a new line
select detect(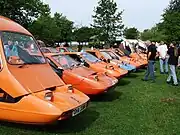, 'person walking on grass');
142,41,157,83
157,41,169,74
166,43,179,86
